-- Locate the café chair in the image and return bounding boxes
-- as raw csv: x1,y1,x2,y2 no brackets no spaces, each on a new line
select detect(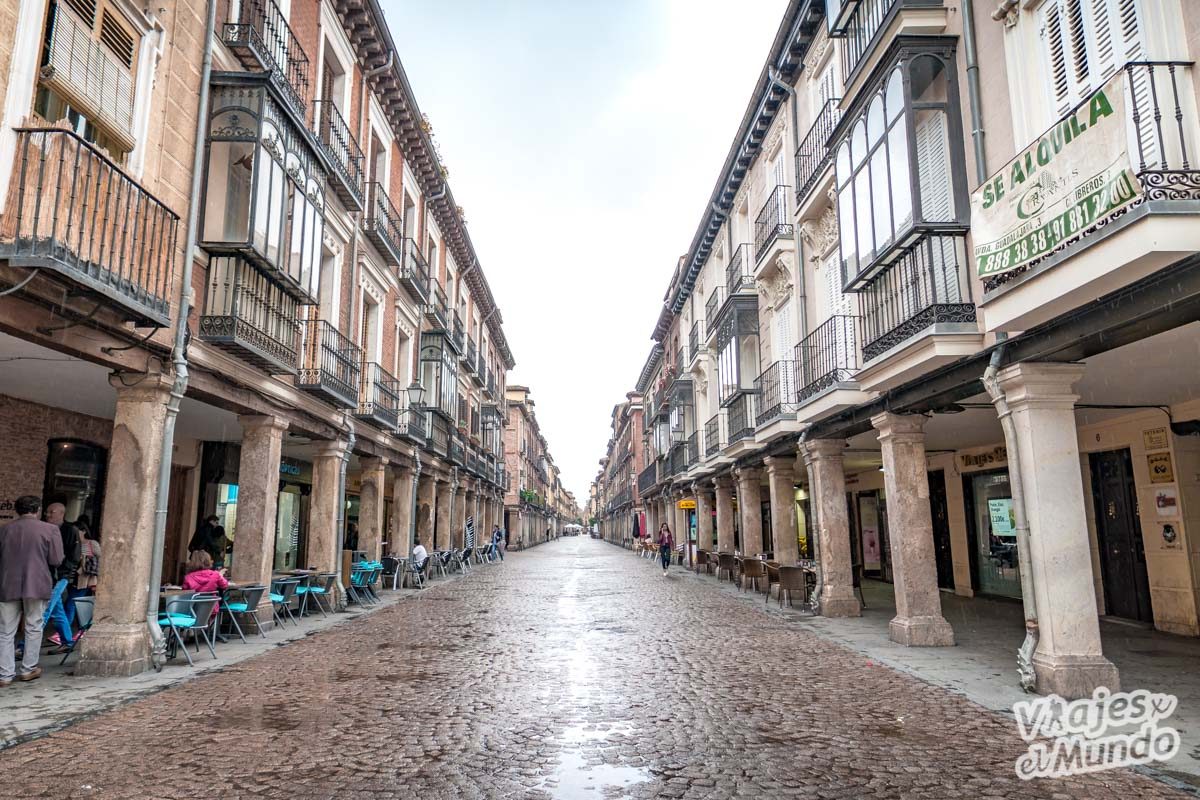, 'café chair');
270,579,301,627
58,596,94,665
716,553,737,583
223,585,267,641
776,567,807,609
159,593,221,666
740,558,766,594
